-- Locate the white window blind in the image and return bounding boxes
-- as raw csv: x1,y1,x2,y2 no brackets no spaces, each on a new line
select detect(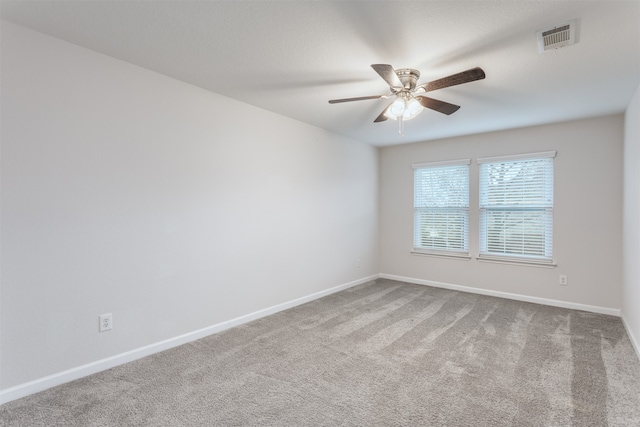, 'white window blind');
413,160,469,255
478,152,555,263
